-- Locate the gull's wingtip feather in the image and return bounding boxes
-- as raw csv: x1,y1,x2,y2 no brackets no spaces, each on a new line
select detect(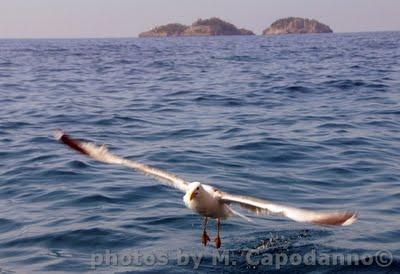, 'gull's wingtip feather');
53,129,65,140
341,212,358,226
53,129,91,156
311,211,358,226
